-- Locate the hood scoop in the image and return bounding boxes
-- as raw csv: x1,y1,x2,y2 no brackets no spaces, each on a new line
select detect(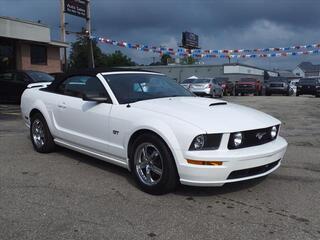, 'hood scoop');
209,102,227,107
